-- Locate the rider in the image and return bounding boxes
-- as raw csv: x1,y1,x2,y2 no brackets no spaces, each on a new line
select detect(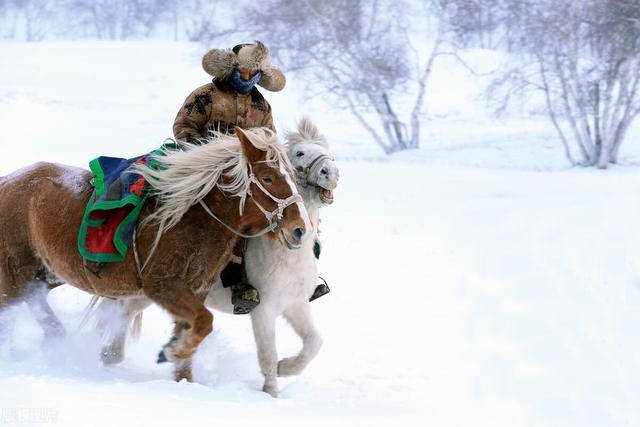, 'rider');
172,41,286,315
